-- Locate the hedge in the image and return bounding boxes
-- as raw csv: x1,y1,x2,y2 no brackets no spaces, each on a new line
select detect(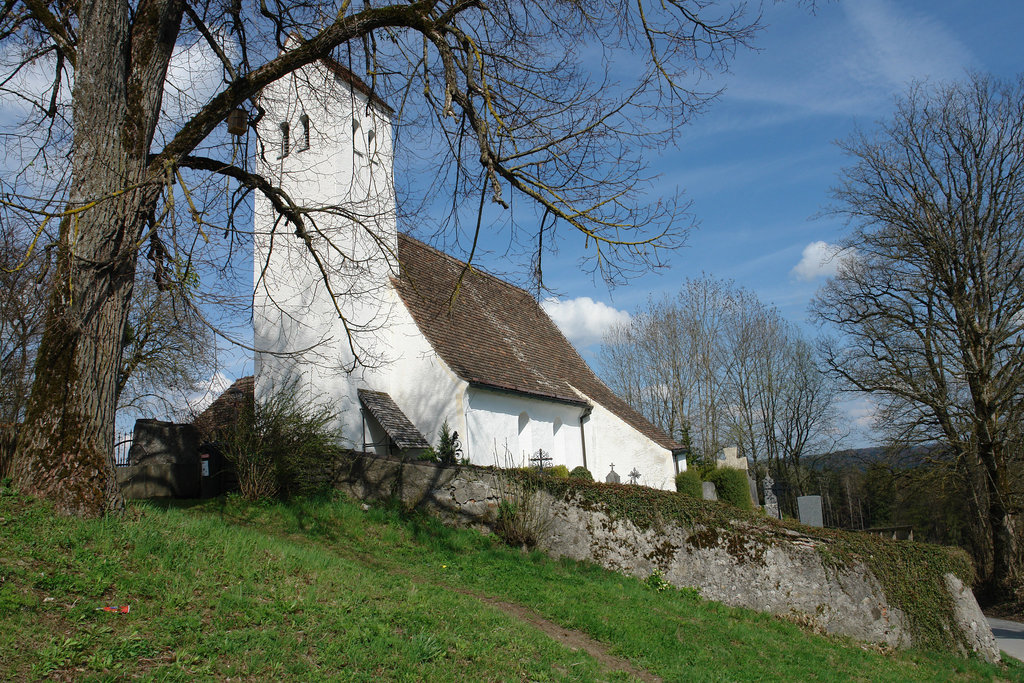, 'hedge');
569,466,593,481
674,470,702,499
704,467,752,510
